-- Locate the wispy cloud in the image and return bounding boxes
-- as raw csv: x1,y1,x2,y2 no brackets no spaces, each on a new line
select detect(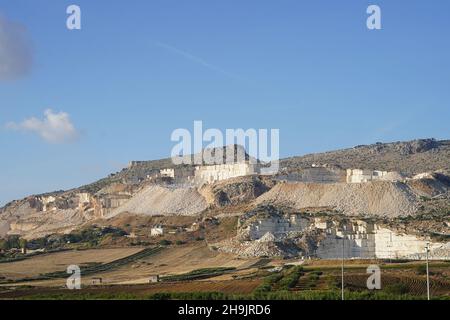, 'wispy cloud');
0,13,33,81
6,109,78,144
155,42,244,82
